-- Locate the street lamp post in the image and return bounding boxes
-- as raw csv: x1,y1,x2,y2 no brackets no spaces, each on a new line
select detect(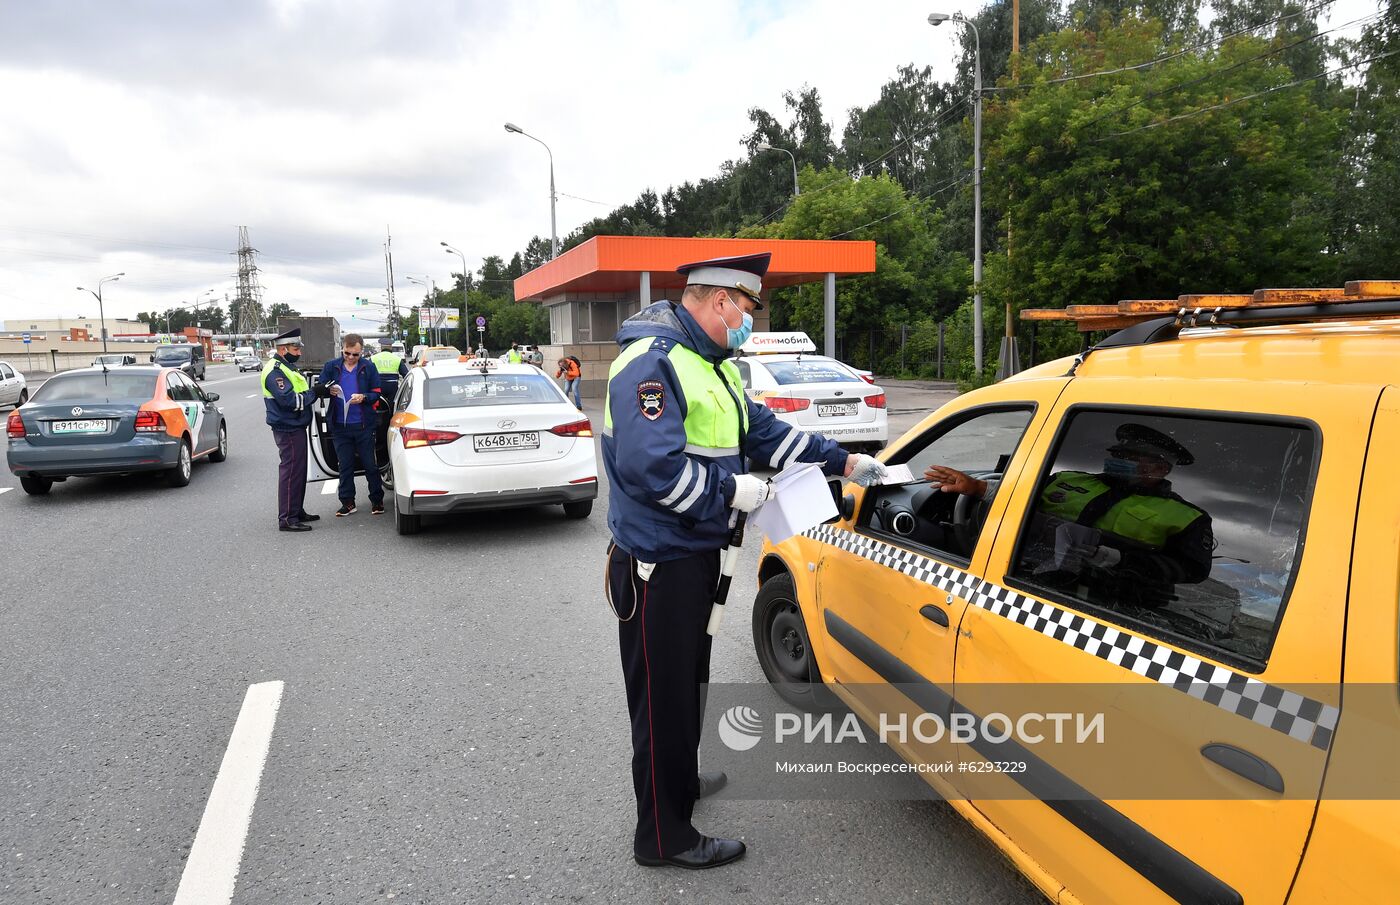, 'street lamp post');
929,11,983,374
406,276,437,345
441,242,469,346
504,122,559,259
76,272,125,353
756,142,800,197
